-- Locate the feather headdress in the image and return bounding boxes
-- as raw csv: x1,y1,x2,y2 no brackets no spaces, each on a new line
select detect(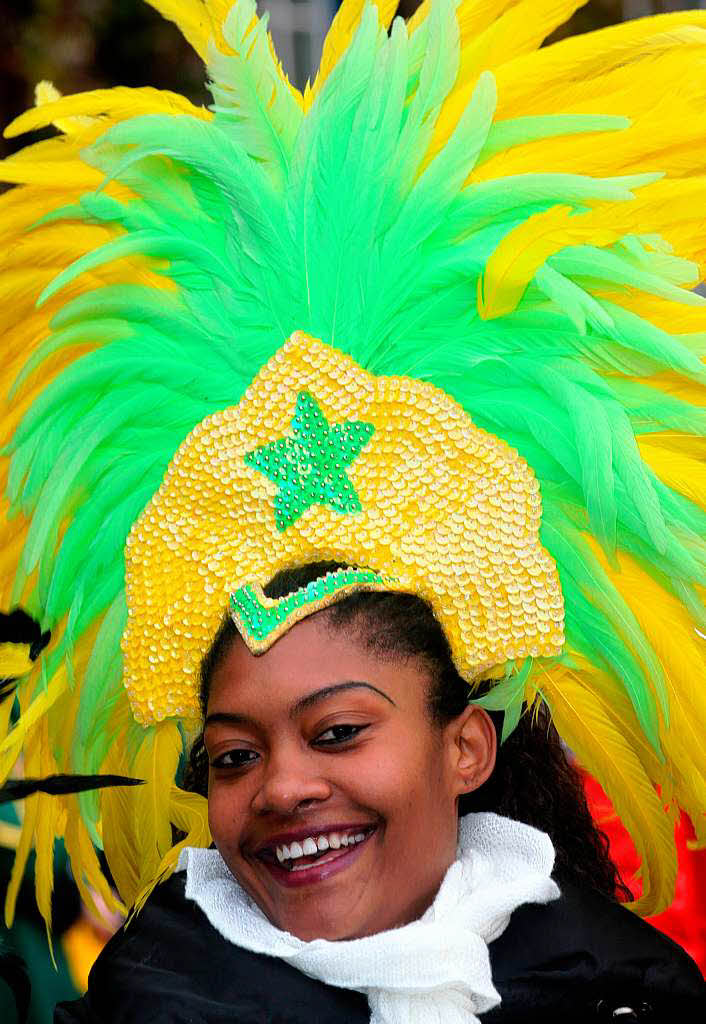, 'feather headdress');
1,0,706,937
